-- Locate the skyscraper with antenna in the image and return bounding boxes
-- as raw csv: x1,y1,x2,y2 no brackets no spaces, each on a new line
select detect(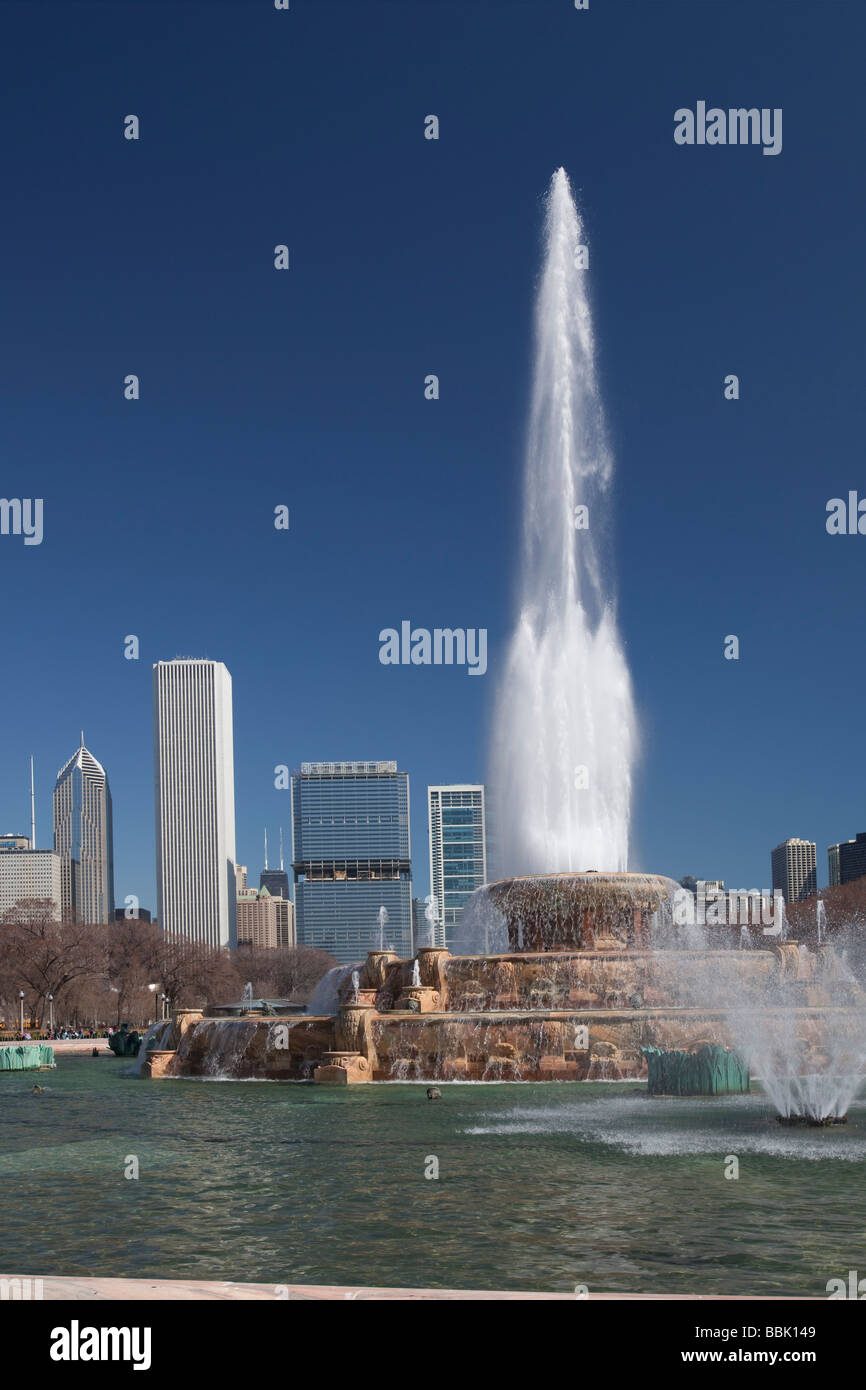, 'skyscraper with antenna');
260,827,290,900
